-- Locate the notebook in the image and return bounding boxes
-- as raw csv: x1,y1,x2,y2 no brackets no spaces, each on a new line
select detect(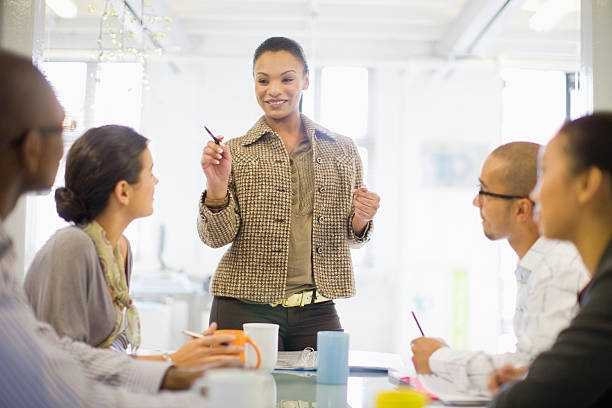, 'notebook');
275,349,404,373
415,375,491,406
